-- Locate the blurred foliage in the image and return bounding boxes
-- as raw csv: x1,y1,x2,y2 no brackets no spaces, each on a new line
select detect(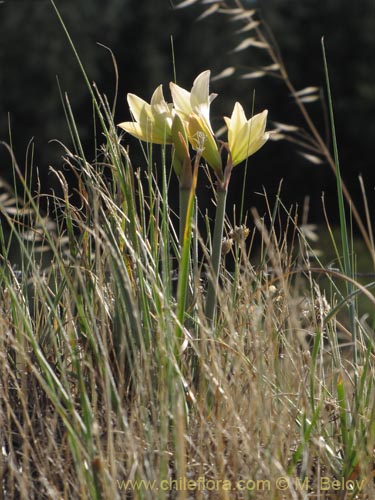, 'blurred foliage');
0,0,374,225
260,0,375,208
